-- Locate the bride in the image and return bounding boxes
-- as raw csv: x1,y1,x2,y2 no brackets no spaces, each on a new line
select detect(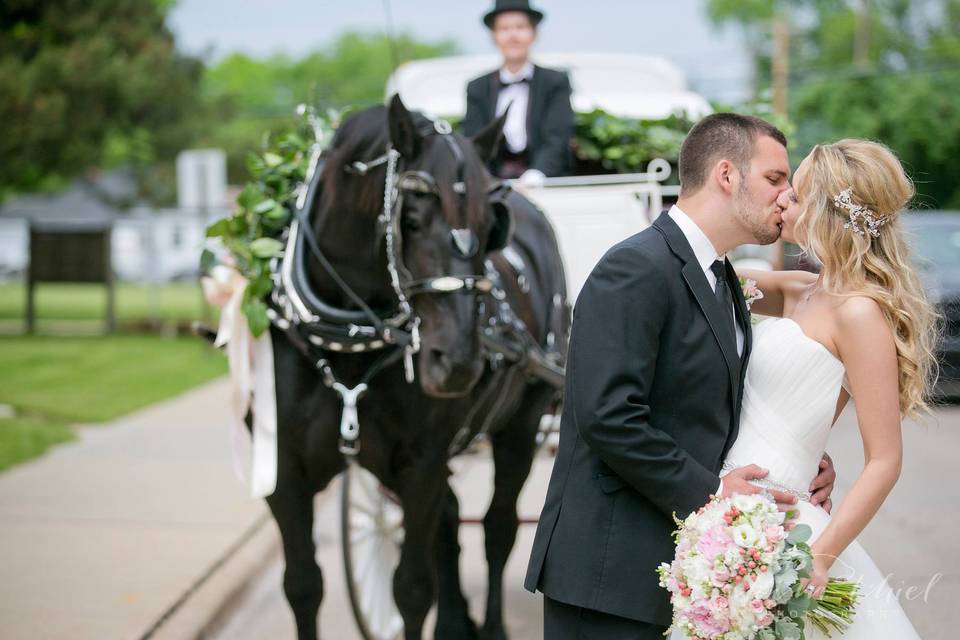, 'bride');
689,139,939,638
